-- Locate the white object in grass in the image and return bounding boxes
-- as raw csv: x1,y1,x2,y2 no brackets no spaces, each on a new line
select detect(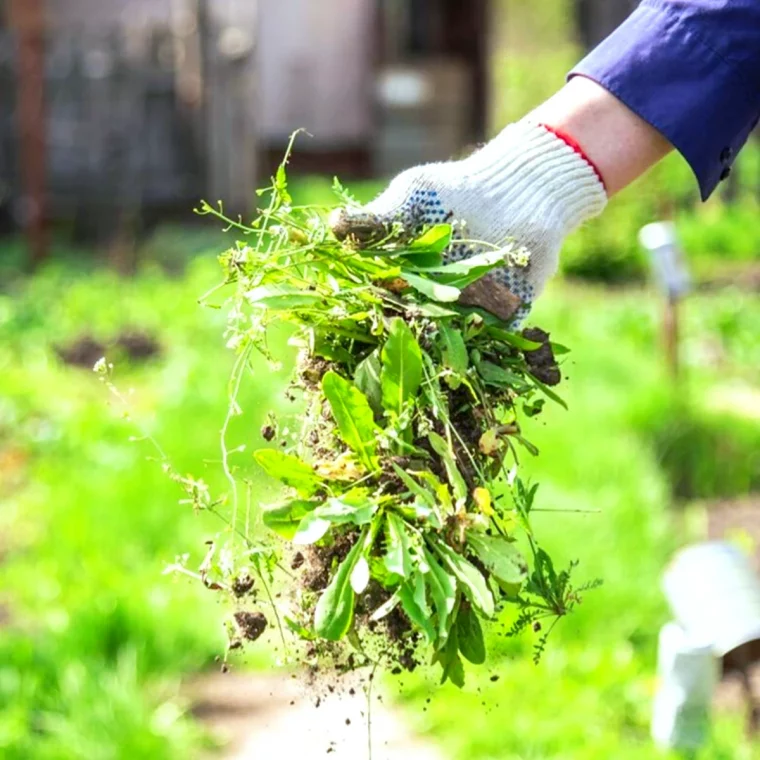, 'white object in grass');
664,541,760,657
651,621,716,751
